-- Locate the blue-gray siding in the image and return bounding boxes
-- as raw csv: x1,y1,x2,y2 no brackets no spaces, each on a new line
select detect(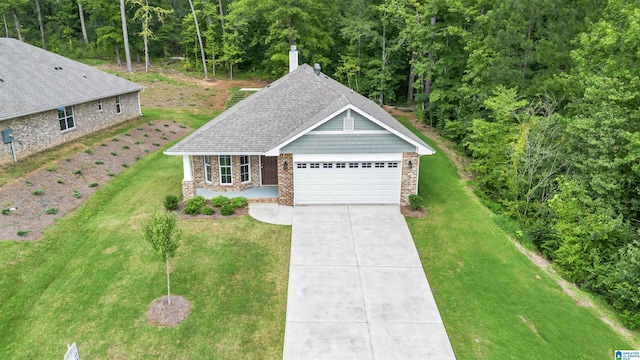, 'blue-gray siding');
281,133,416,154
313,110,385,131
